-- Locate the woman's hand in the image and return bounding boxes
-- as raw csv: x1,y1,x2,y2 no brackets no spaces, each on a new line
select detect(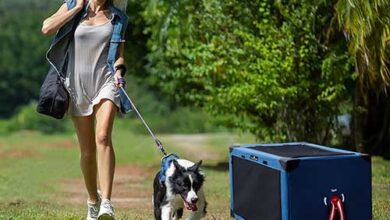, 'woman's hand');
113,43,126,88
114,72,126,88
